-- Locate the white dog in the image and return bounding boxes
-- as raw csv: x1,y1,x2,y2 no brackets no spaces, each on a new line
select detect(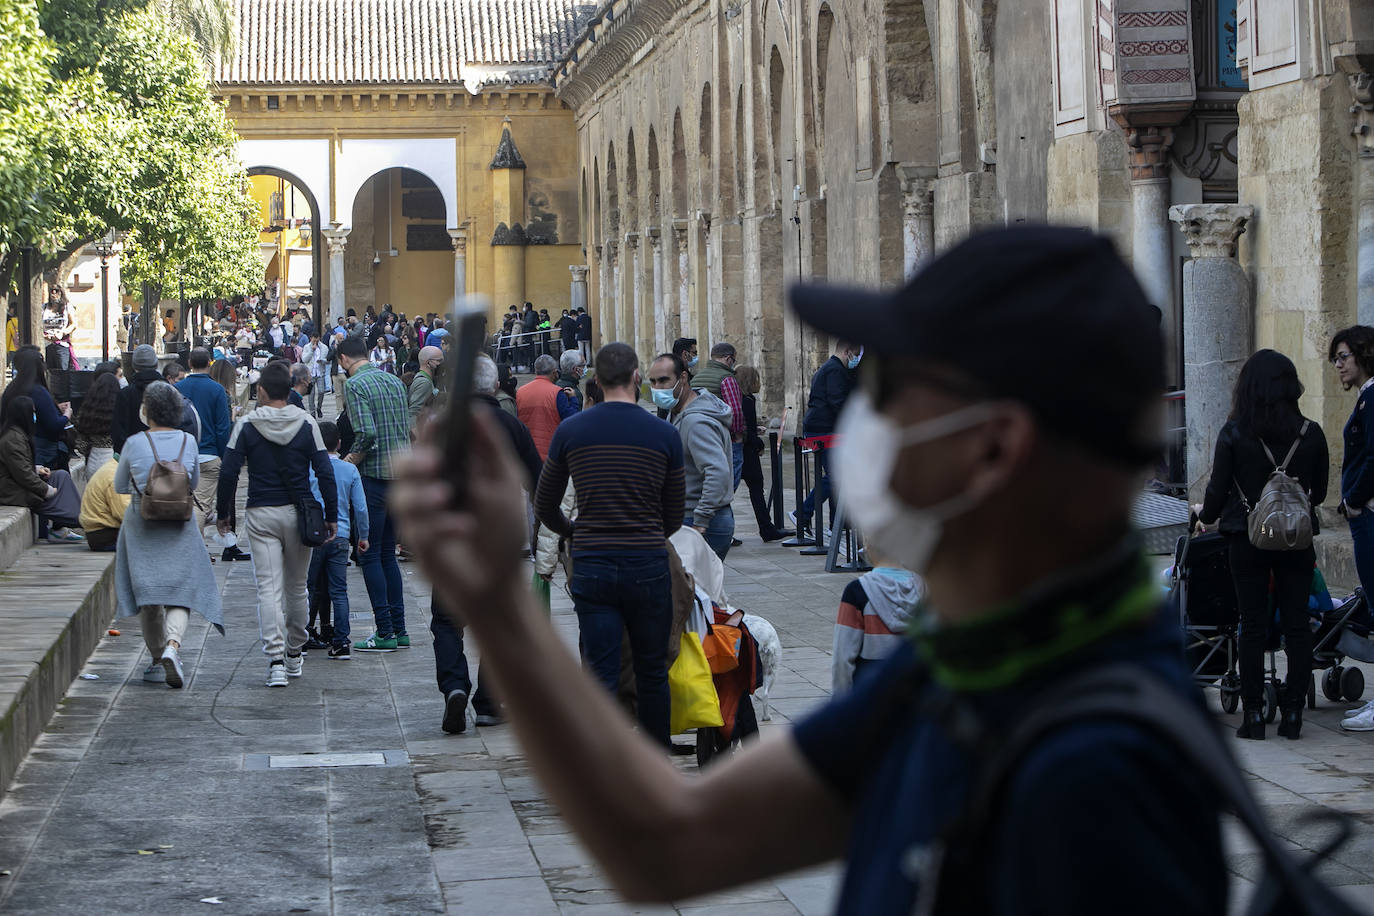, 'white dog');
741,613,781,721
